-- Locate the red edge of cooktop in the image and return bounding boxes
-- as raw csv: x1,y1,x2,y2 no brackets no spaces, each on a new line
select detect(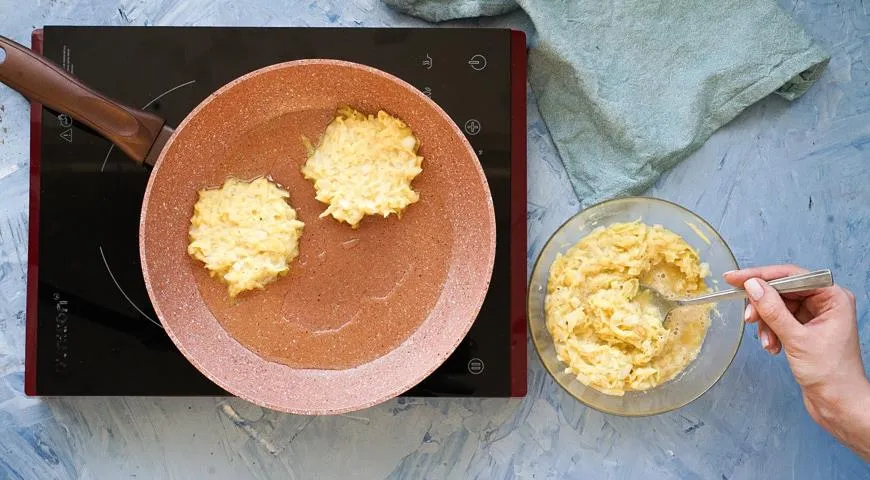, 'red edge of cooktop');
24,29,44,396
509,29,528,397
23,28,529,398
